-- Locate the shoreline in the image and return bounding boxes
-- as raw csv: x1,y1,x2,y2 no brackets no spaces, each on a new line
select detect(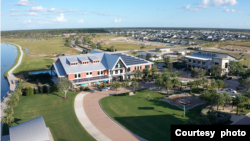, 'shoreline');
3,43,22,78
